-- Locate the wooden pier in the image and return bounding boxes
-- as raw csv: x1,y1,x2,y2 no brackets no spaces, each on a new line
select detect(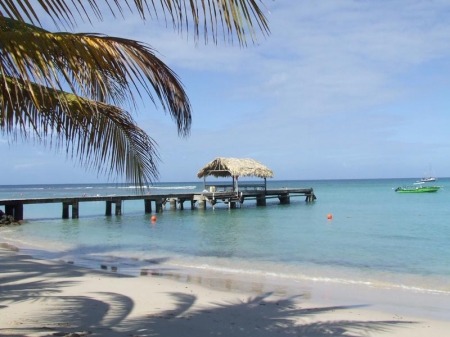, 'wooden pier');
0,187,315,221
